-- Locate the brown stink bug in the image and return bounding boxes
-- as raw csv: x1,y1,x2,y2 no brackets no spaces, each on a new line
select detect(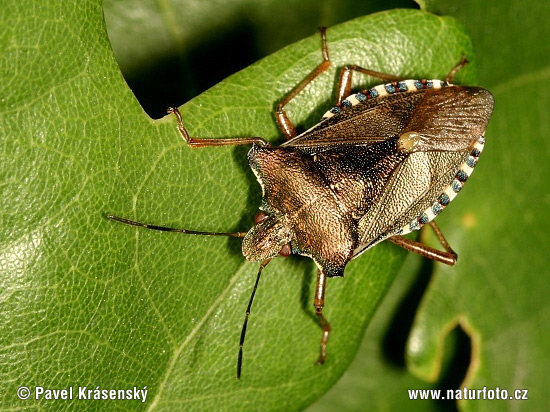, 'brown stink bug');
108,28,494,378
